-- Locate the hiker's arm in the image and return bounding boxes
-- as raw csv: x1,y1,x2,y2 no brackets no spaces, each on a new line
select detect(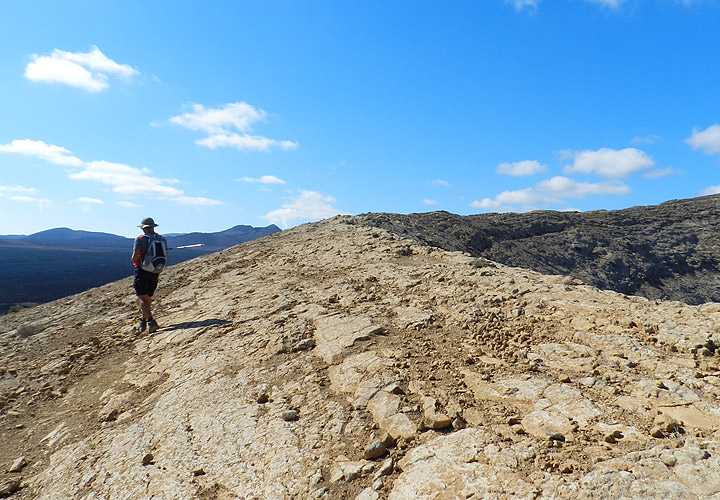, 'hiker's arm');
132,249,142,266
